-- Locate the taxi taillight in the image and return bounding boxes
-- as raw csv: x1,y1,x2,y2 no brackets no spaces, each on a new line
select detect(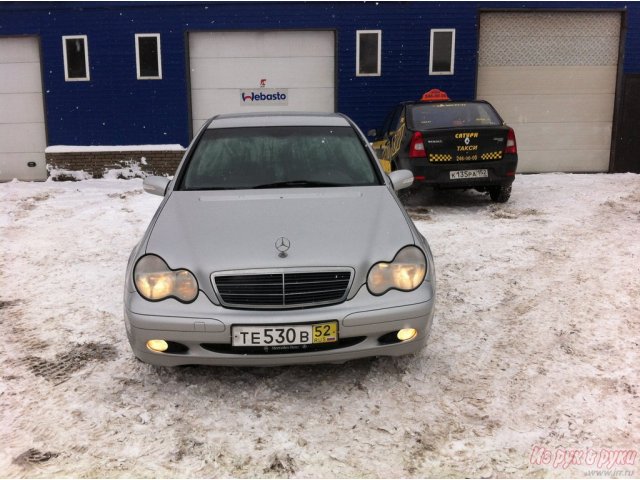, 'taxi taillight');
505,128,517,155
409,132,427,158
